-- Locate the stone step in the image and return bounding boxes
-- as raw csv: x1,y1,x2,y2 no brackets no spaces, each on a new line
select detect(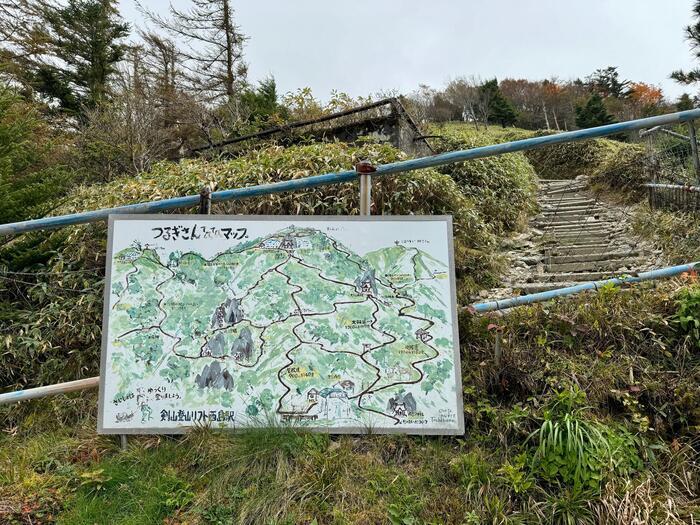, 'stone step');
536,214,605,223
542,236,617,246
546,227,618,236
531,271,631,283
544,187,588,196
547,251,639,264
534,221,619,231
544,234,614,244
538,206,605,217
545,244,620,255
545,222,616,232
539,179,579,185
541,204,598,212
540,198,596,205
541,194,589,201
546,258,641,273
